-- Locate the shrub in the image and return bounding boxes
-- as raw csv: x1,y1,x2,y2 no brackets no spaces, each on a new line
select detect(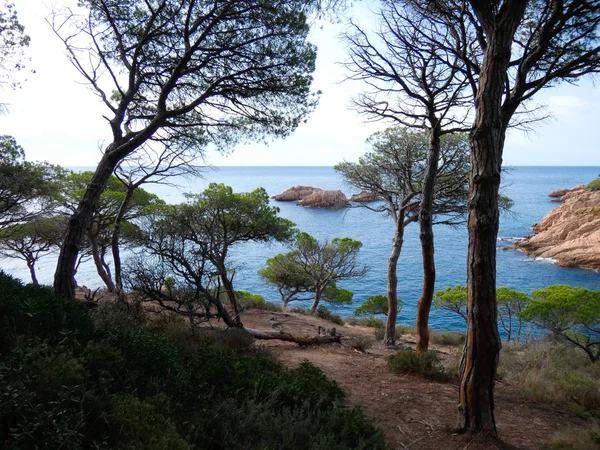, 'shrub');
586,178,600,191
498,340,600,417
316,305,345,325
387,349,452,382
375,327,385,341
351,334,374,351
210,327,255,352
0,273,389,450
236,290,267,310
430,330,466,346
0,272,94,353
354,294,399,317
